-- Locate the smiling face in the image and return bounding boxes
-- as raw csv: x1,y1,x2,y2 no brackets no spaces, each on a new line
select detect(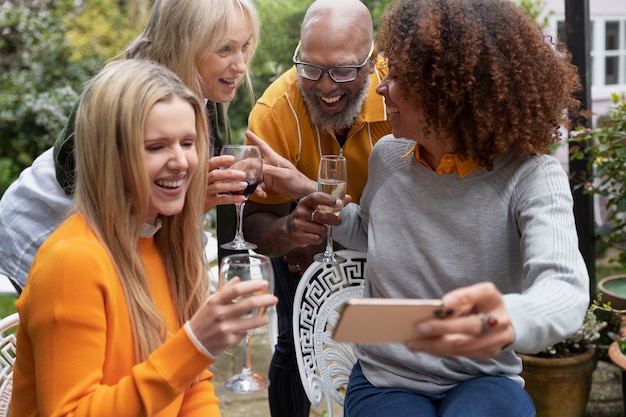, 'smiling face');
375,65,425,141
197,10,253,103
298,39,373,131
144,96,199,224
